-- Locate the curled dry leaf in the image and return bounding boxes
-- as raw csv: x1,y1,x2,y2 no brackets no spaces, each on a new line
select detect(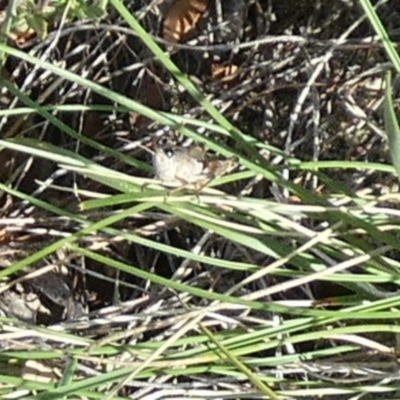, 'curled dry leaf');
163,0,209,43
211,63,240,88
